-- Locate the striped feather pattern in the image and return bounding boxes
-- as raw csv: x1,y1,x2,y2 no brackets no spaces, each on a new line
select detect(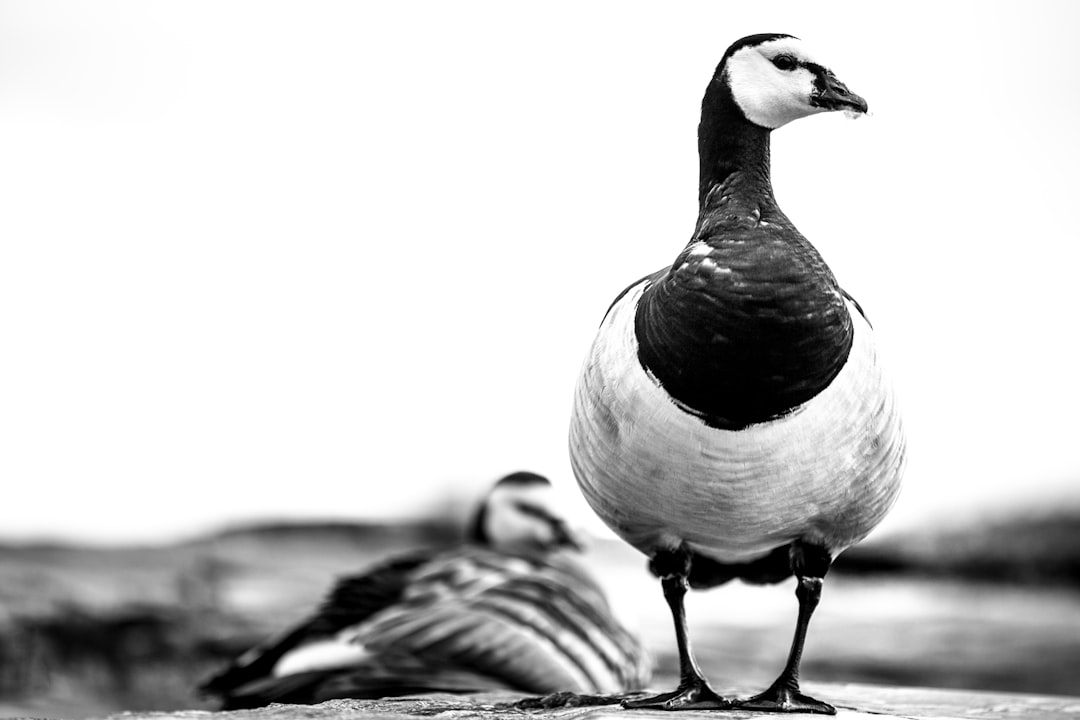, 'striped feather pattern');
341,547,650,694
